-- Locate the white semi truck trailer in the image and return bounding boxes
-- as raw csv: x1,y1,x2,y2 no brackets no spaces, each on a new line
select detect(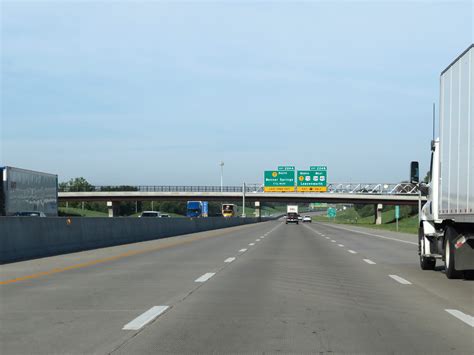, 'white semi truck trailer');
415,45,474,279
0,166,58,216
